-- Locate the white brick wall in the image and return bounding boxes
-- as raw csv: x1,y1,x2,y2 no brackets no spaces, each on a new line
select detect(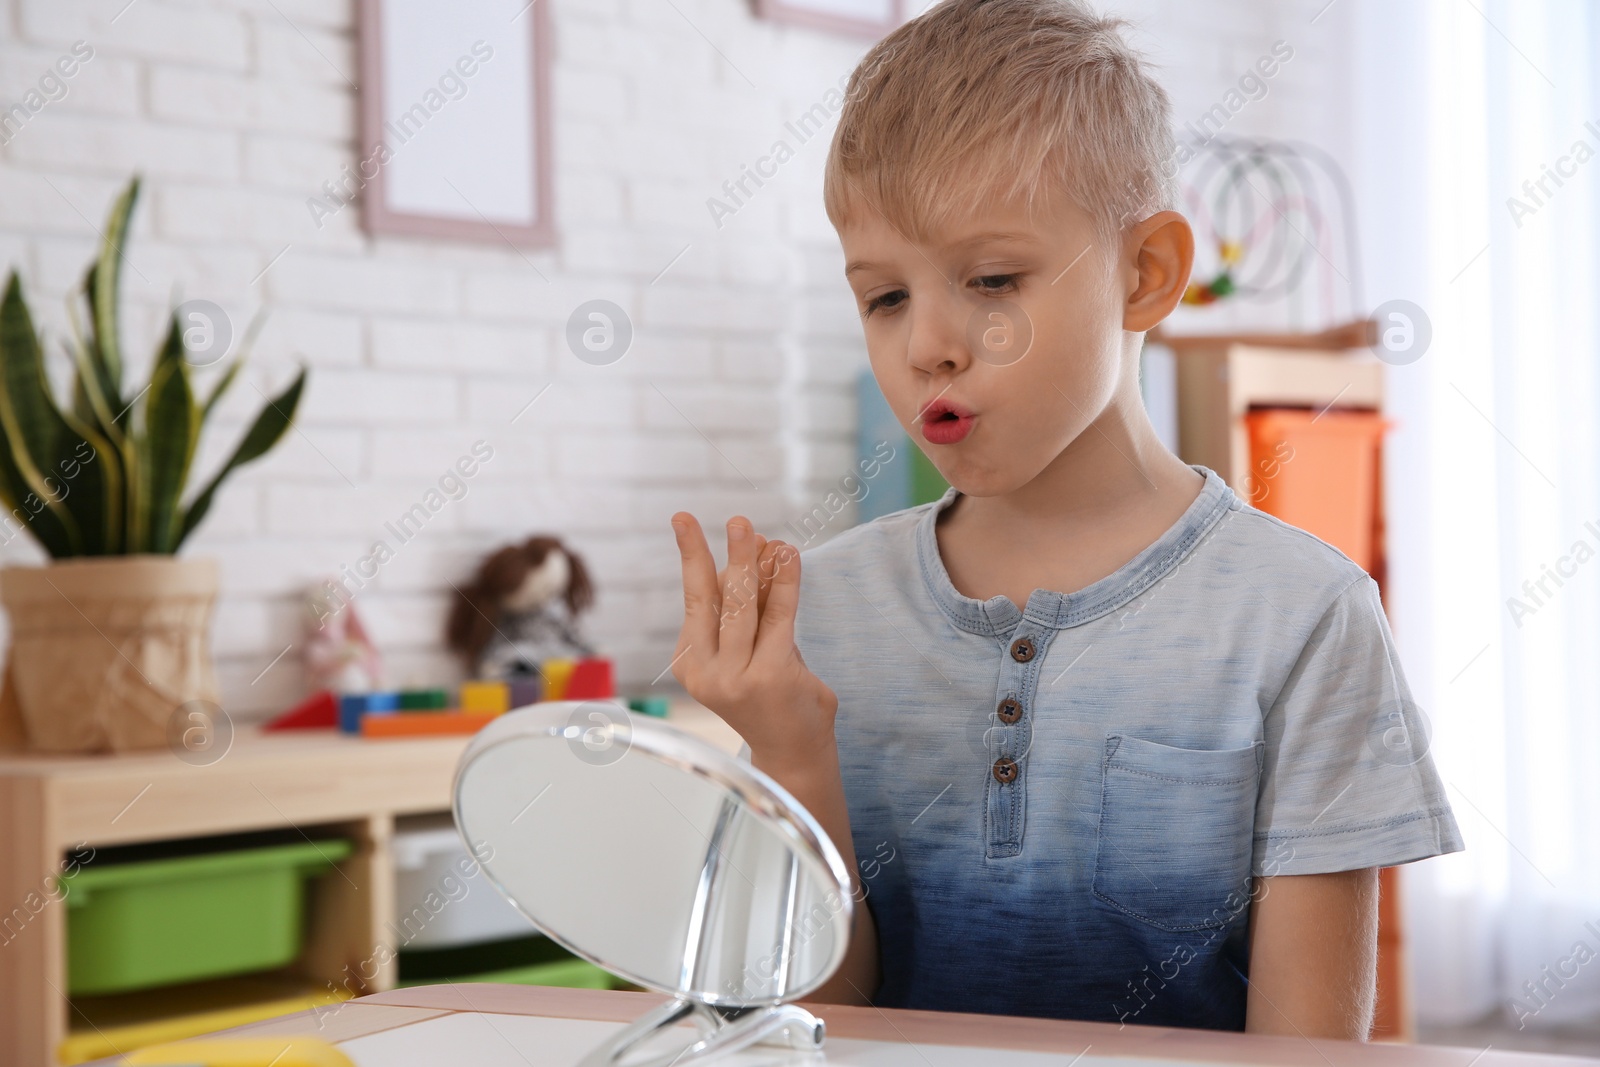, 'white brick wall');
0,0,1351,718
